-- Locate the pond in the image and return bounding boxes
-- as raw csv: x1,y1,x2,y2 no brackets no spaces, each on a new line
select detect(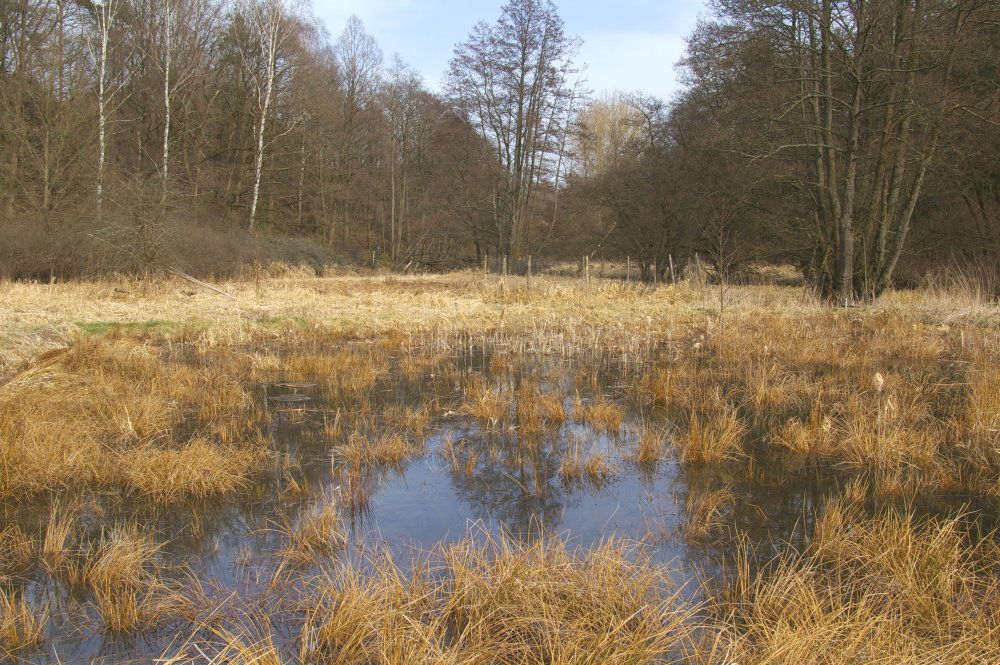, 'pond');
0,339,982,663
